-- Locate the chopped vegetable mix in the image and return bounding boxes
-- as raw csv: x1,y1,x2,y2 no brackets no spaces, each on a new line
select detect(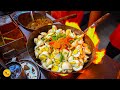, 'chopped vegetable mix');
34,25,91,73
49,36,73,50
